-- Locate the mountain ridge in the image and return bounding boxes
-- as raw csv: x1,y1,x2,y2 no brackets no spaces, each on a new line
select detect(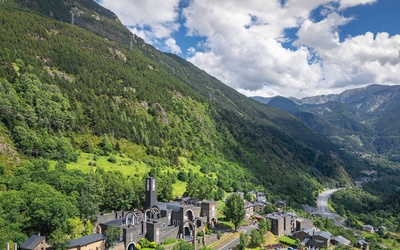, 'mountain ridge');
253,84,400,159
